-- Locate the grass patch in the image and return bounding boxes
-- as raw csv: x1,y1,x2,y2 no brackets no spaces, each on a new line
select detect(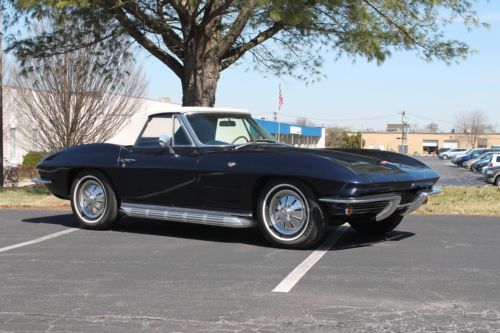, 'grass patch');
0,185,499,216
417,185,500,216
0,187,69,210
